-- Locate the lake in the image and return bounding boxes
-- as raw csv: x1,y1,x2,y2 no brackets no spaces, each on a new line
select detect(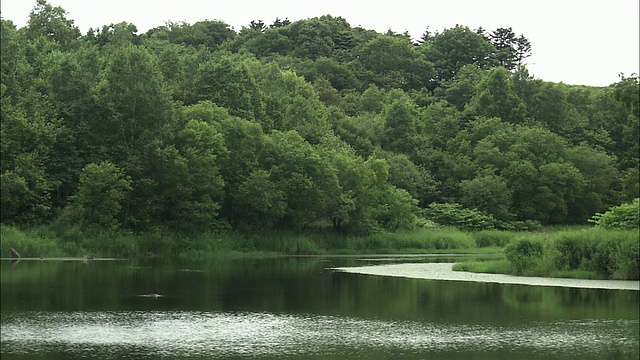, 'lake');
1,256,638,359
